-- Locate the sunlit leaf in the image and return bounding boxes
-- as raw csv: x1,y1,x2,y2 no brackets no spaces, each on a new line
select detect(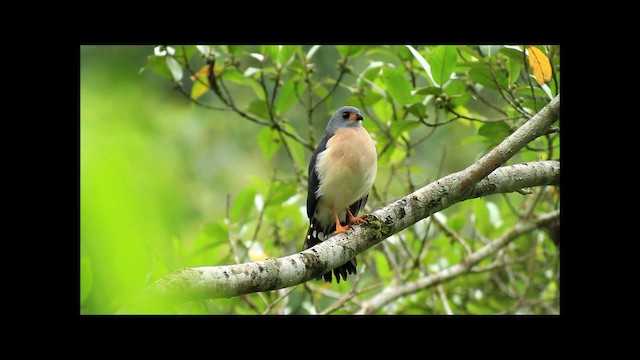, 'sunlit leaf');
337,45,365,57
527,46,552,85
191,76,209,100
382,67,415,105
230,187,256,223
500,46,524,61
479,45,502,57
429,46,458,86
373,96,393,121
406,45,436,86
257,126,281,162
196,45,211,56
306,45,321,60
244,67,262,78
165,57,183,82
279,45,300,66
261,46,280,61
250,53,265,62
276,80,298,115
